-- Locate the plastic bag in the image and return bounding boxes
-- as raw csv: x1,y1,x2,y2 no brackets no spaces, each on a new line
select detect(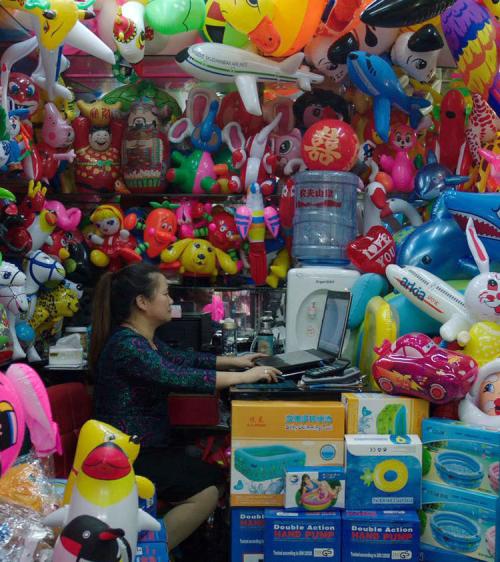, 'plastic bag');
0,501,54,561
0,452,58,515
